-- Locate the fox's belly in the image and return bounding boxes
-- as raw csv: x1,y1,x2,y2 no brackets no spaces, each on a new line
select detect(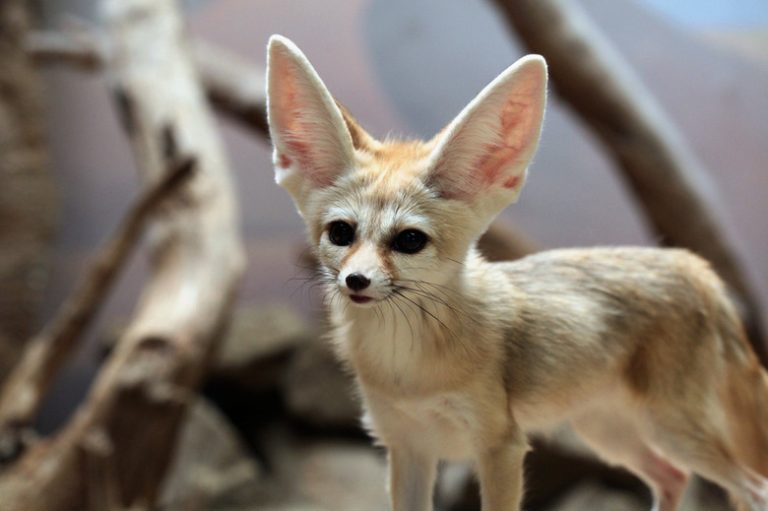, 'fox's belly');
512,374,632,432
